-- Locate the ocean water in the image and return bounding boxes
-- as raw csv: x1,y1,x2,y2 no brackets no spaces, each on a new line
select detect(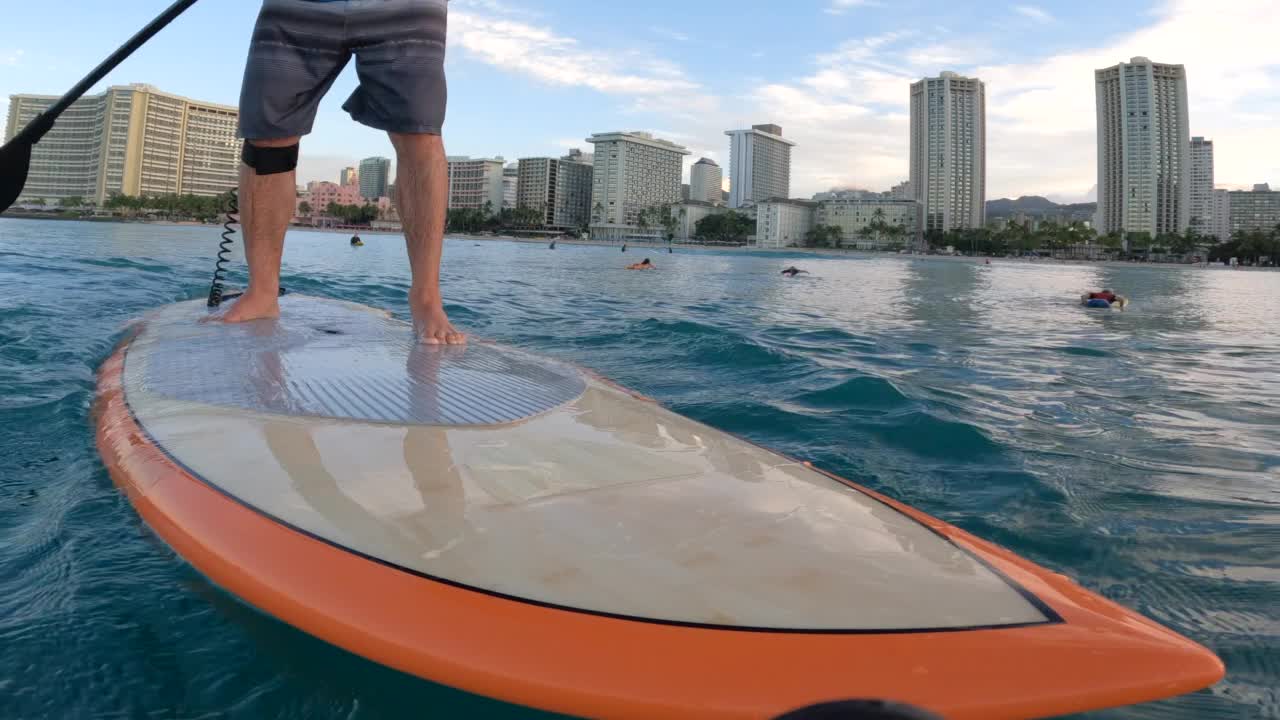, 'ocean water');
0,217,1277,720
